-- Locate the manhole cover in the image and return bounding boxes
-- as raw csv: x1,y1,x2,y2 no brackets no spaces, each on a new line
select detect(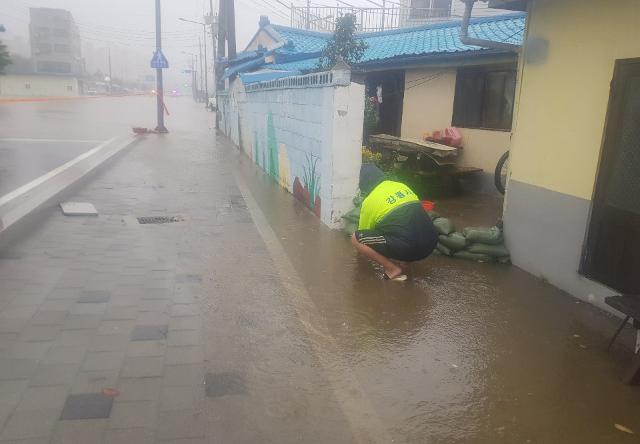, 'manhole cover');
137,216,183,224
